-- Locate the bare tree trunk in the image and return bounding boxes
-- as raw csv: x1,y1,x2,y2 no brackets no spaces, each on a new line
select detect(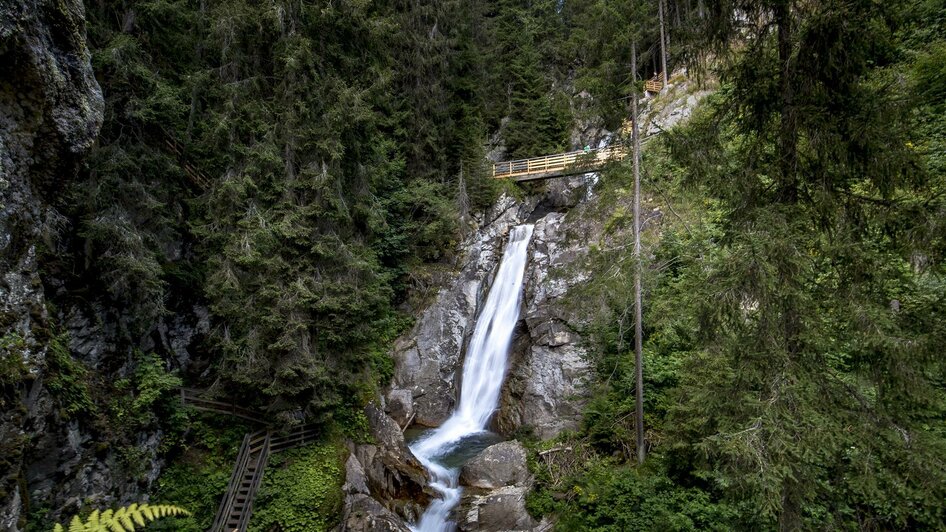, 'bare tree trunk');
774,1,798,203
631,41,646,465
457,161,470,229
658,0,669,86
